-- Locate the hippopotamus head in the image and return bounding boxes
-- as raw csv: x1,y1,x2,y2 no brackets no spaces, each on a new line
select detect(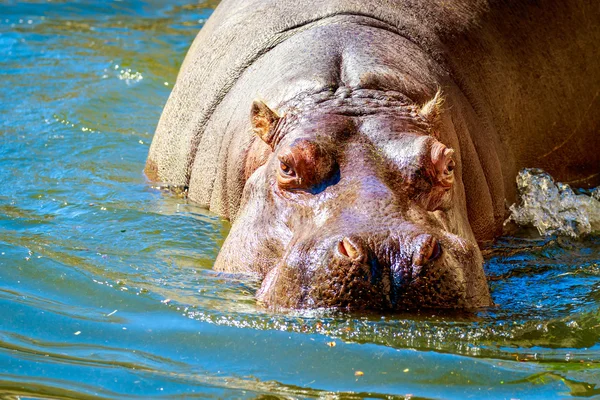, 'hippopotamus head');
214,89,491,311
